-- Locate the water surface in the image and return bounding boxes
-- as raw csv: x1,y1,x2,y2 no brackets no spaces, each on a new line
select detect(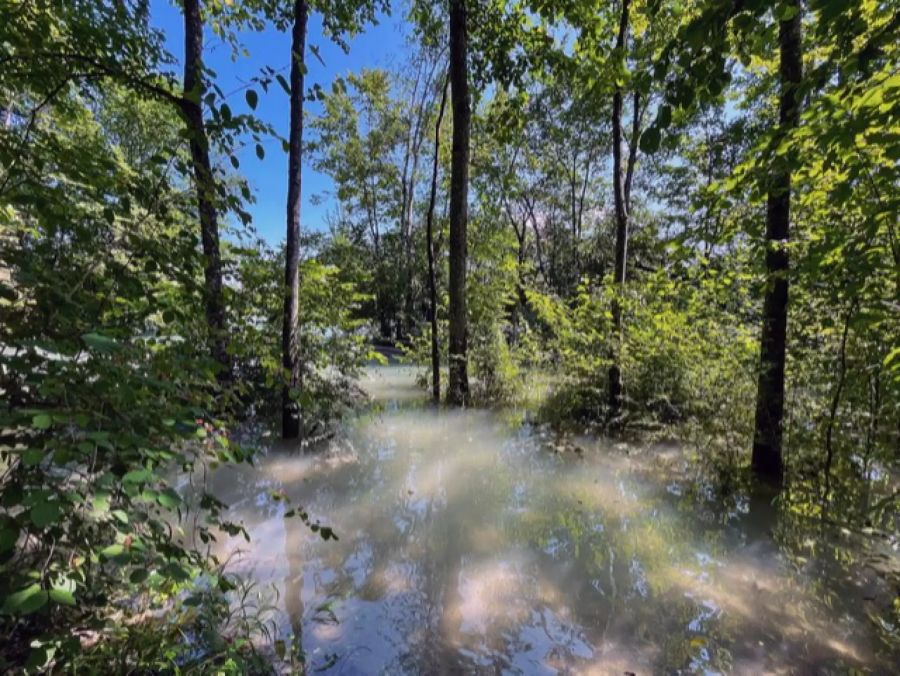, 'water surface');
208,367,895,674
